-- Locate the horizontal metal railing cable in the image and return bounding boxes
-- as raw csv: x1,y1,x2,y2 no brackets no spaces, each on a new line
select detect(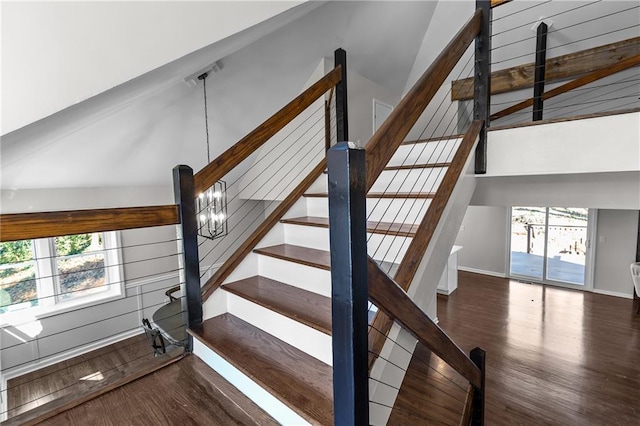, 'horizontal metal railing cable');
196,107,335,281
492,3,638,54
